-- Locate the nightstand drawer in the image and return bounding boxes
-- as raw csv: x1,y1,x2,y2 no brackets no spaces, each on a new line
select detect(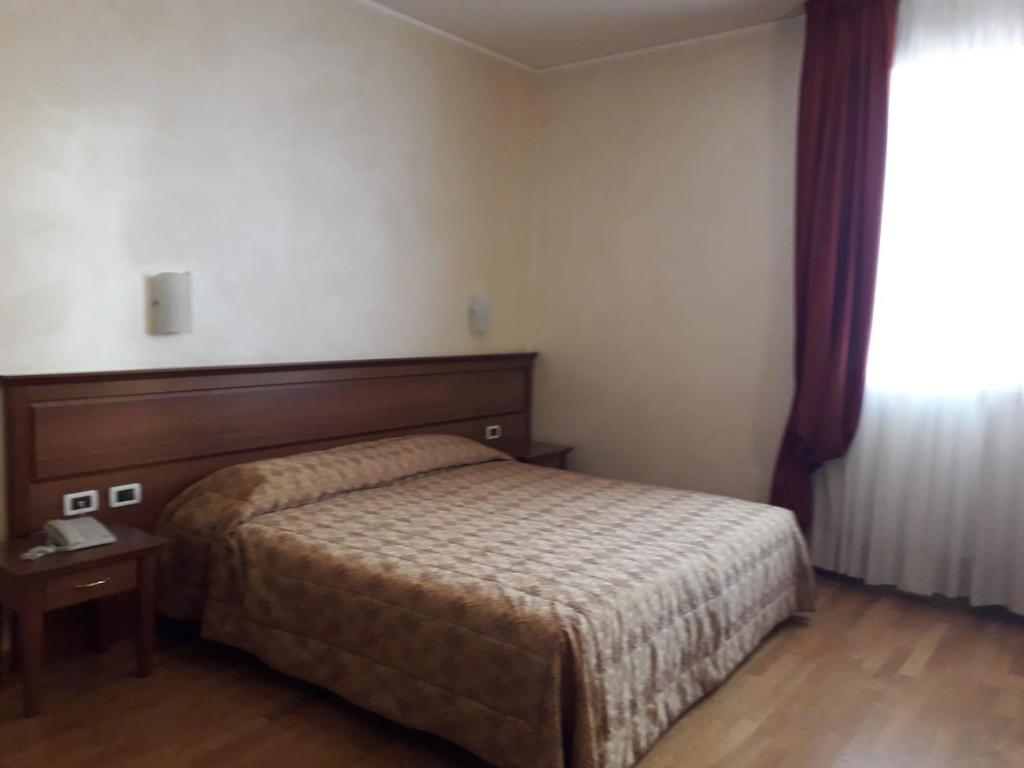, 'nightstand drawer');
44,560,138,611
